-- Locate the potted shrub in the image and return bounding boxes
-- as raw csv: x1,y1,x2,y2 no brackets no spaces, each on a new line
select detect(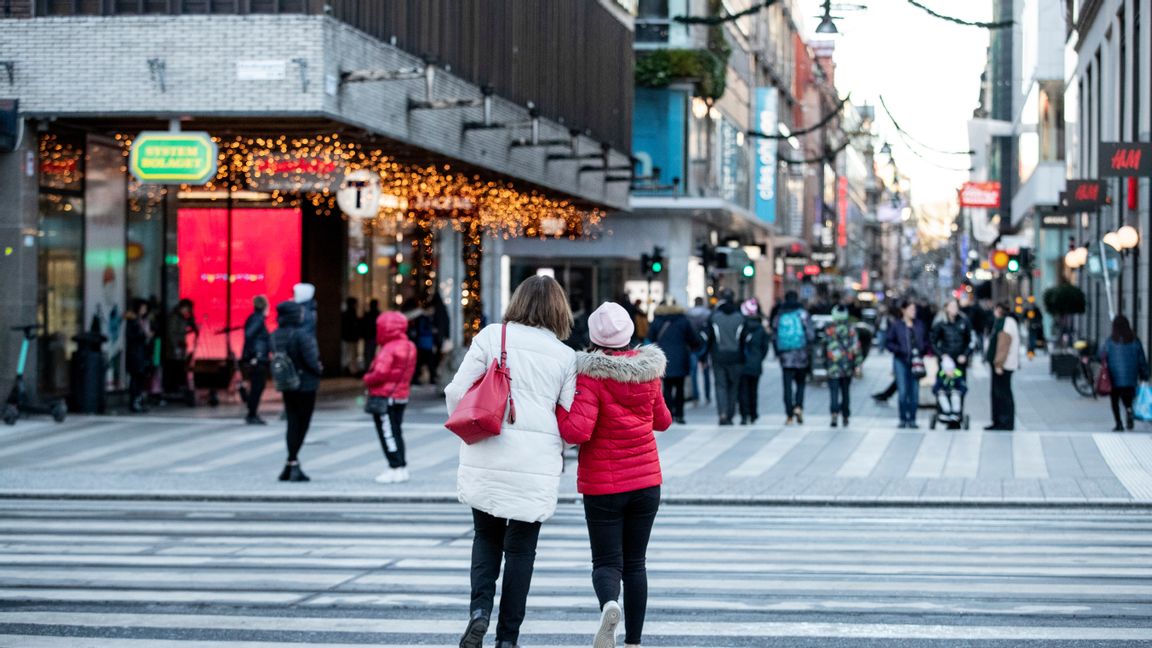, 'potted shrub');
1043,282,1087,377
